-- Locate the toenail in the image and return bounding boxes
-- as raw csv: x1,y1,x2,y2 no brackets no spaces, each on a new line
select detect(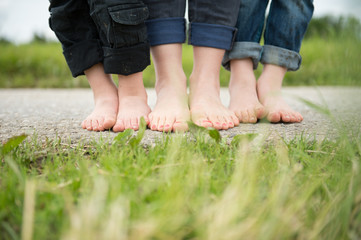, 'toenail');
229,122,233,125
152,125,156,129
165,124,170,128
159,125,164,128
222,123,227,126
216,122,220,125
